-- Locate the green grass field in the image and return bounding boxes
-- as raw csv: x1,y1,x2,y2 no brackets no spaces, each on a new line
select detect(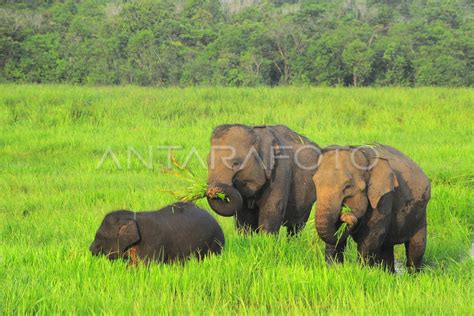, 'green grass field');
0,85,473,314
